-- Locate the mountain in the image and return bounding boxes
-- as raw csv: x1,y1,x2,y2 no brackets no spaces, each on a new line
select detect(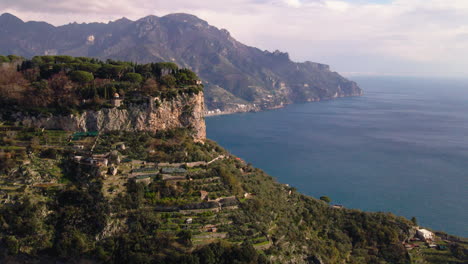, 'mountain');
0,13,362,113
